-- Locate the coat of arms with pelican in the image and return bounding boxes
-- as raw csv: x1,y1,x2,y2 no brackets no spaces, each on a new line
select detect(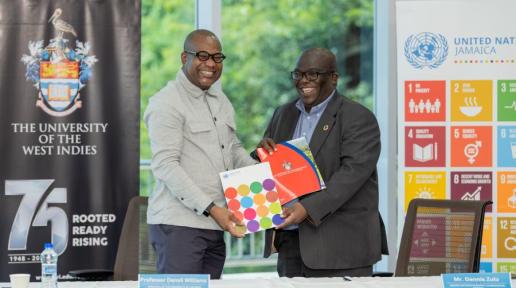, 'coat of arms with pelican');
21,8,97,117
